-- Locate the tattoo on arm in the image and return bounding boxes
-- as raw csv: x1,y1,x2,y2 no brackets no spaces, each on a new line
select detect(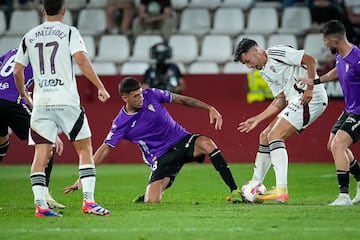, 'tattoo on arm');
271,95,286,110
172,93,209,109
